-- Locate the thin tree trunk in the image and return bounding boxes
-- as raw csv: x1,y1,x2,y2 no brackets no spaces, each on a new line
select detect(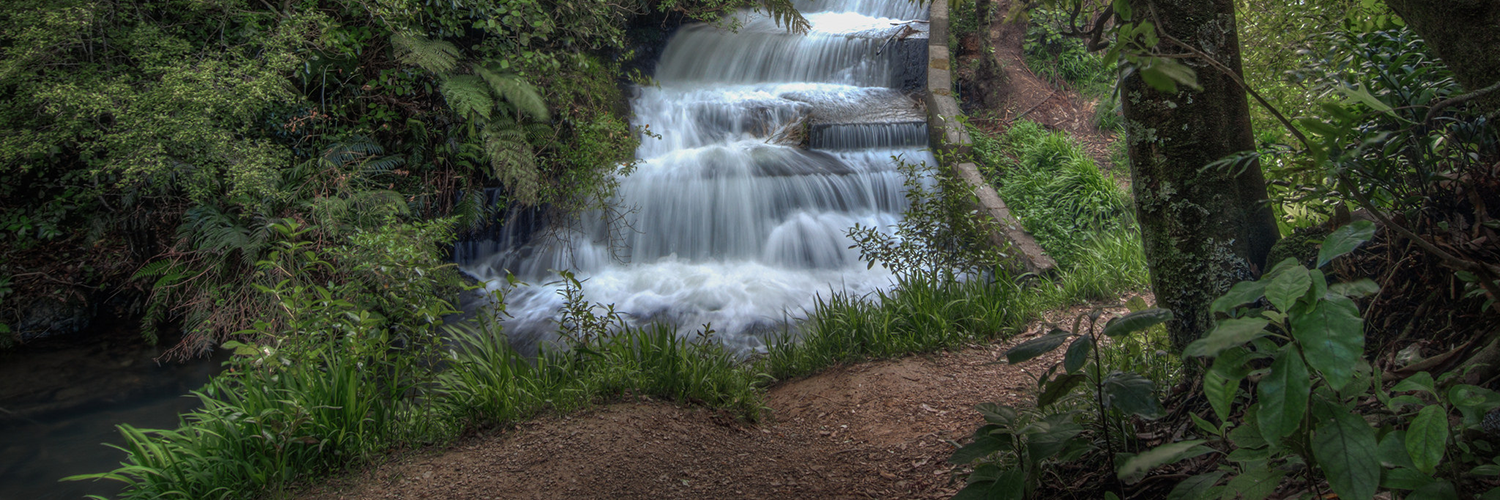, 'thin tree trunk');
1121,0,1280,353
